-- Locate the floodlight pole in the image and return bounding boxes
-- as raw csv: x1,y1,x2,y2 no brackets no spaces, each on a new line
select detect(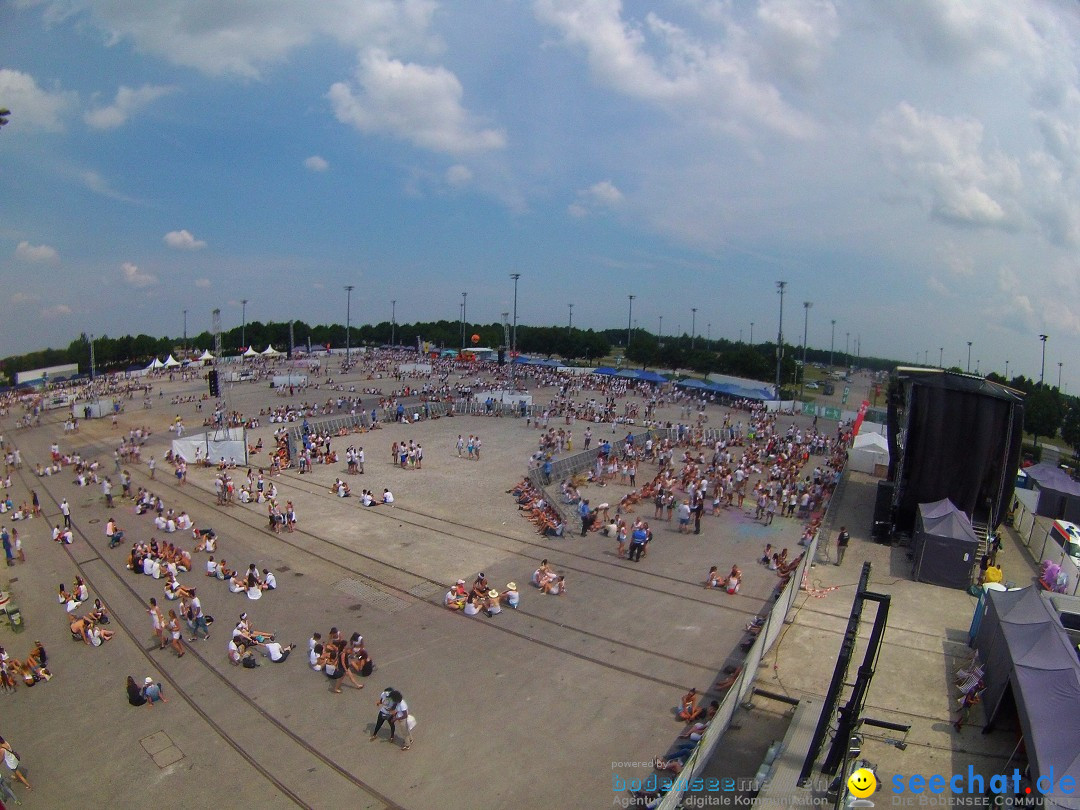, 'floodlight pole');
775,281,787,393
344,286,354,363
